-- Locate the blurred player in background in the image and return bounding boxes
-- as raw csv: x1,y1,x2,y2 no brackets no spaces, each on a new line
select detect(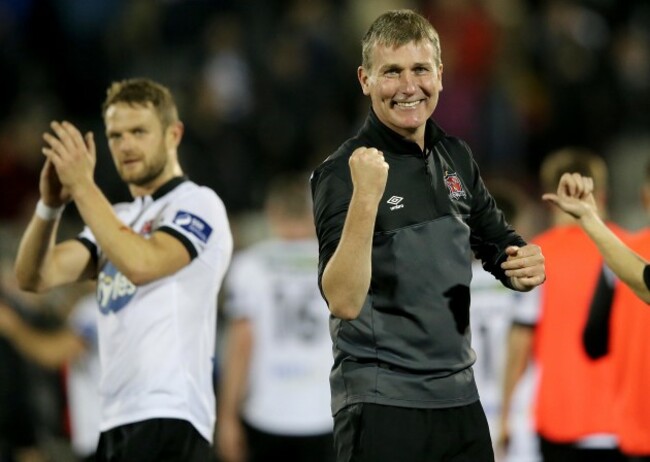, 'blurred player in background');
217,173,334,462
500,148,628,462
0,283,99,461
545,162,650,460
470,178,540,462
